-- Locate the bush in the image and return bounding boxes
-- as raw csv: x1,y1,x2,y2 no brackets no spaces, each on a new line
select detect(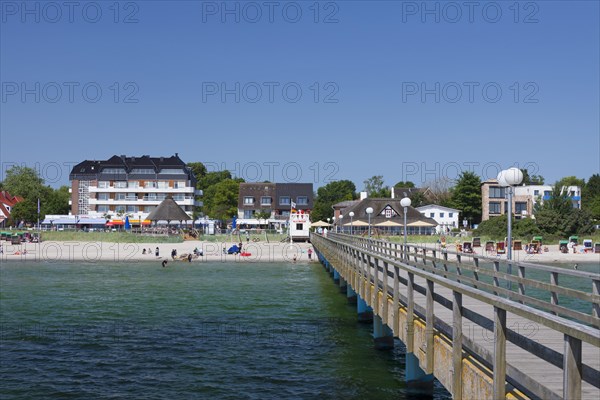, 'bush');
475,215,540,240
